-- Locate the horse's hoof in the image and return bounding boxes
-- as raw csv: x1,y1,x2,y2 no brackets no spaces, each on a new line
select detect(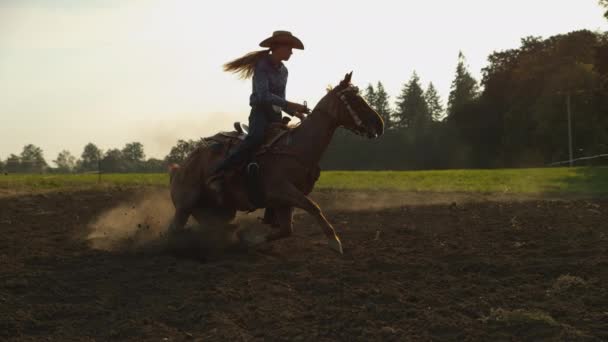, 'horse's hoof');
238,229,266,247
328,236,343,254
